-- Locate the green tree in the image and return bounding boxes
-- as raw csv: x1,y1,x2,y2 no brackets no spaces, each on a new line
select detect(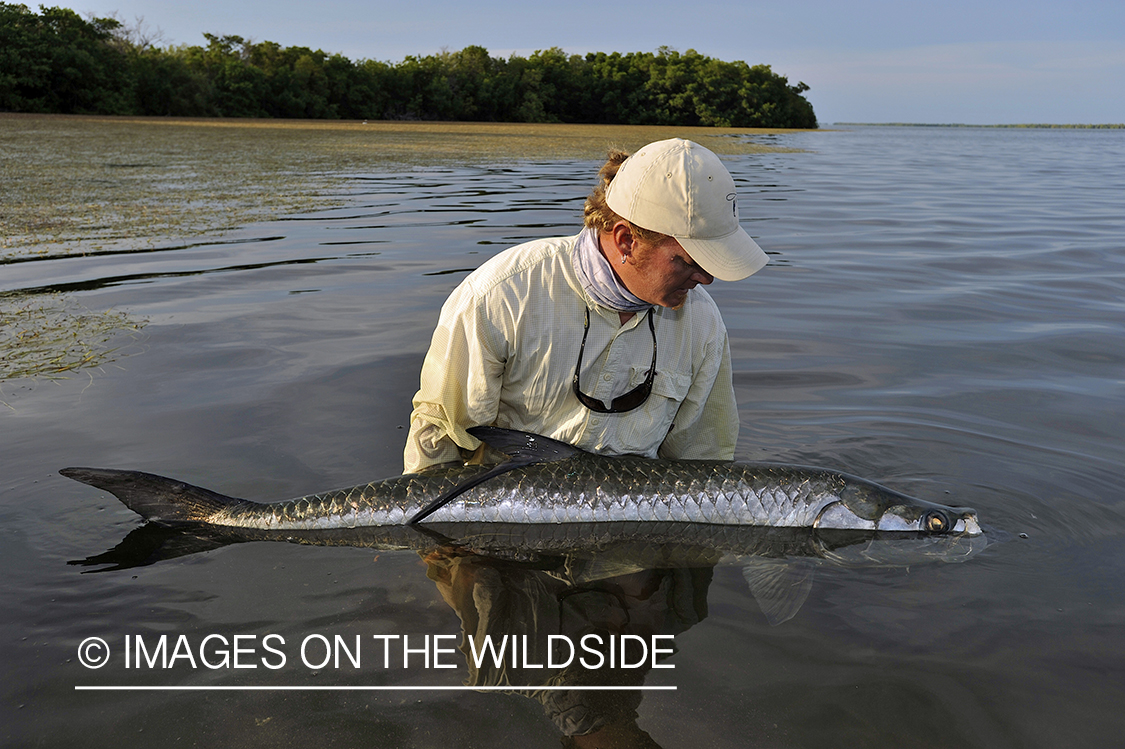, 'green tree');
0,3,134,114
0,6,818,127
126,46,212,116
